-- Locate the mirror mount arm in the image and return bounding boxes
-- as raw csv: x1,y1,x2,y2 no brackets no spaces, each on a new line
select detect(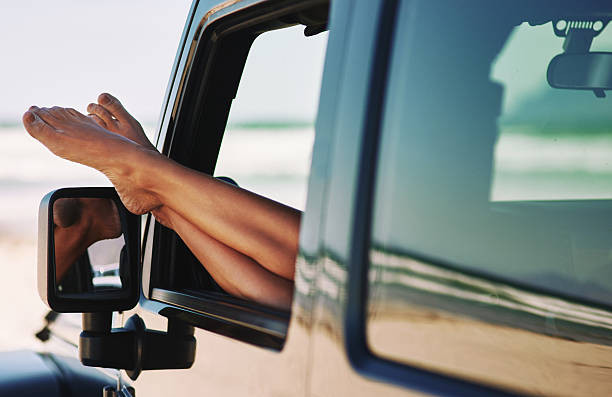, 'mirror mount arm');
594,88,606,98
549,19,612,98
552,18,611,54
562,28,594,54
80,313,196,381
